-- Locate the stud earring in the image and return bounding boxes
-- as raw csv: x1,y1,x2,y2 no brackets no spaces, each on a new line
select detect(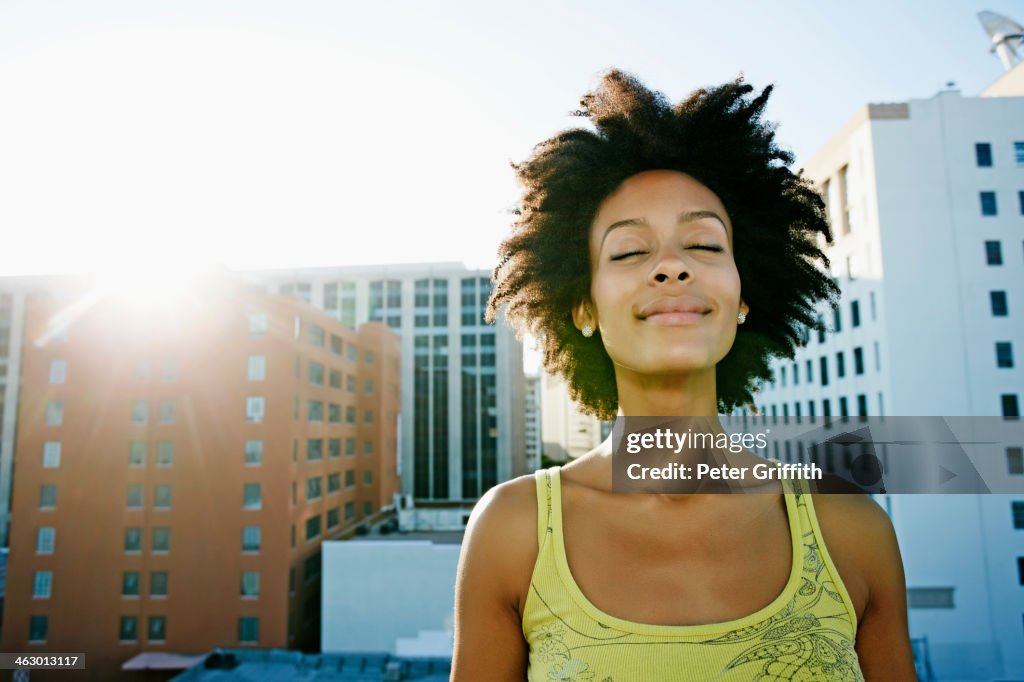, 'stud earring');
737,311,747,324
581,325,594,338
